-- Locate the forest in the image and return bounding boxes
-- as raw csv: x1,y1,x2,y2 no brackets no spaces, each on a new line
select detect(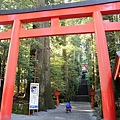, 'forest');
0,0,120,119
